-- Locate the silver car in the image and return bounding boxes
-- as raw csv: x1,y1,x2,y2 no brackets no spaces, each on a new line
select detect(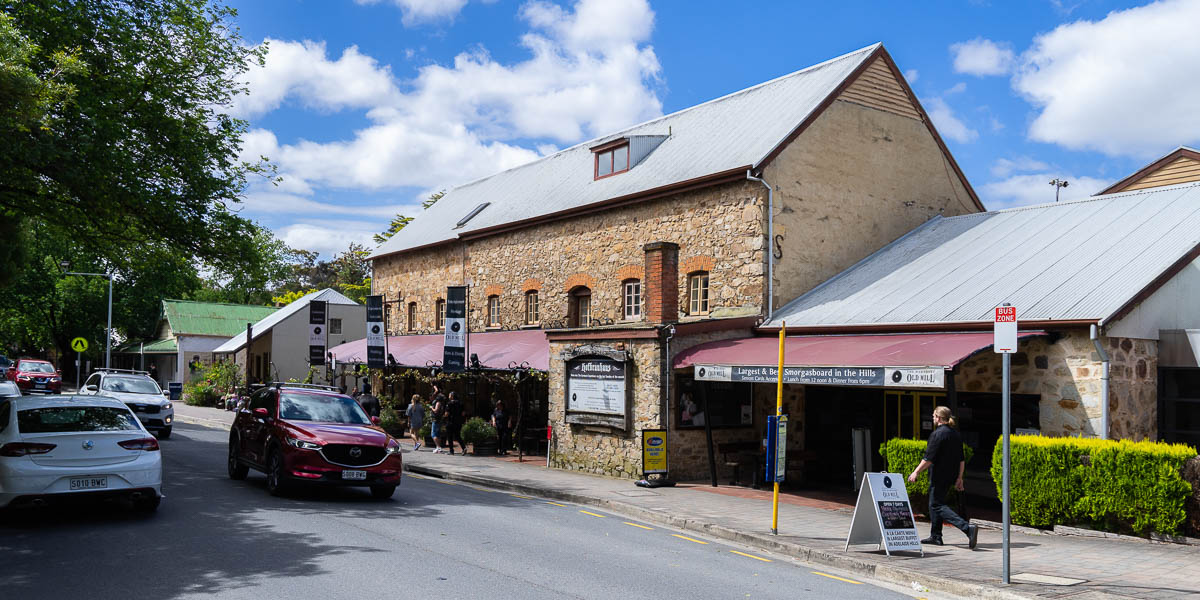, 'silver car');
81,370,175,439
